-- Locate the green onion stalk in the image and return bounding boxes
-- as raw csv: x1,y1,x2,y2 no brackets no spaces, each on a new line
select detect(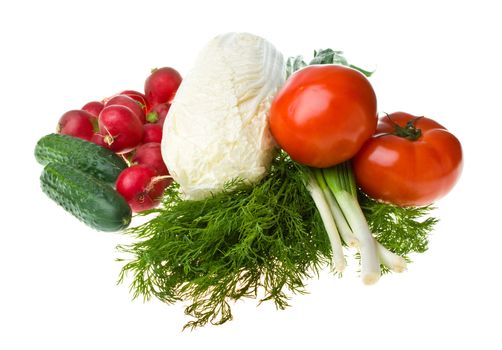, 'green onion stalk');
307,162,407,284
